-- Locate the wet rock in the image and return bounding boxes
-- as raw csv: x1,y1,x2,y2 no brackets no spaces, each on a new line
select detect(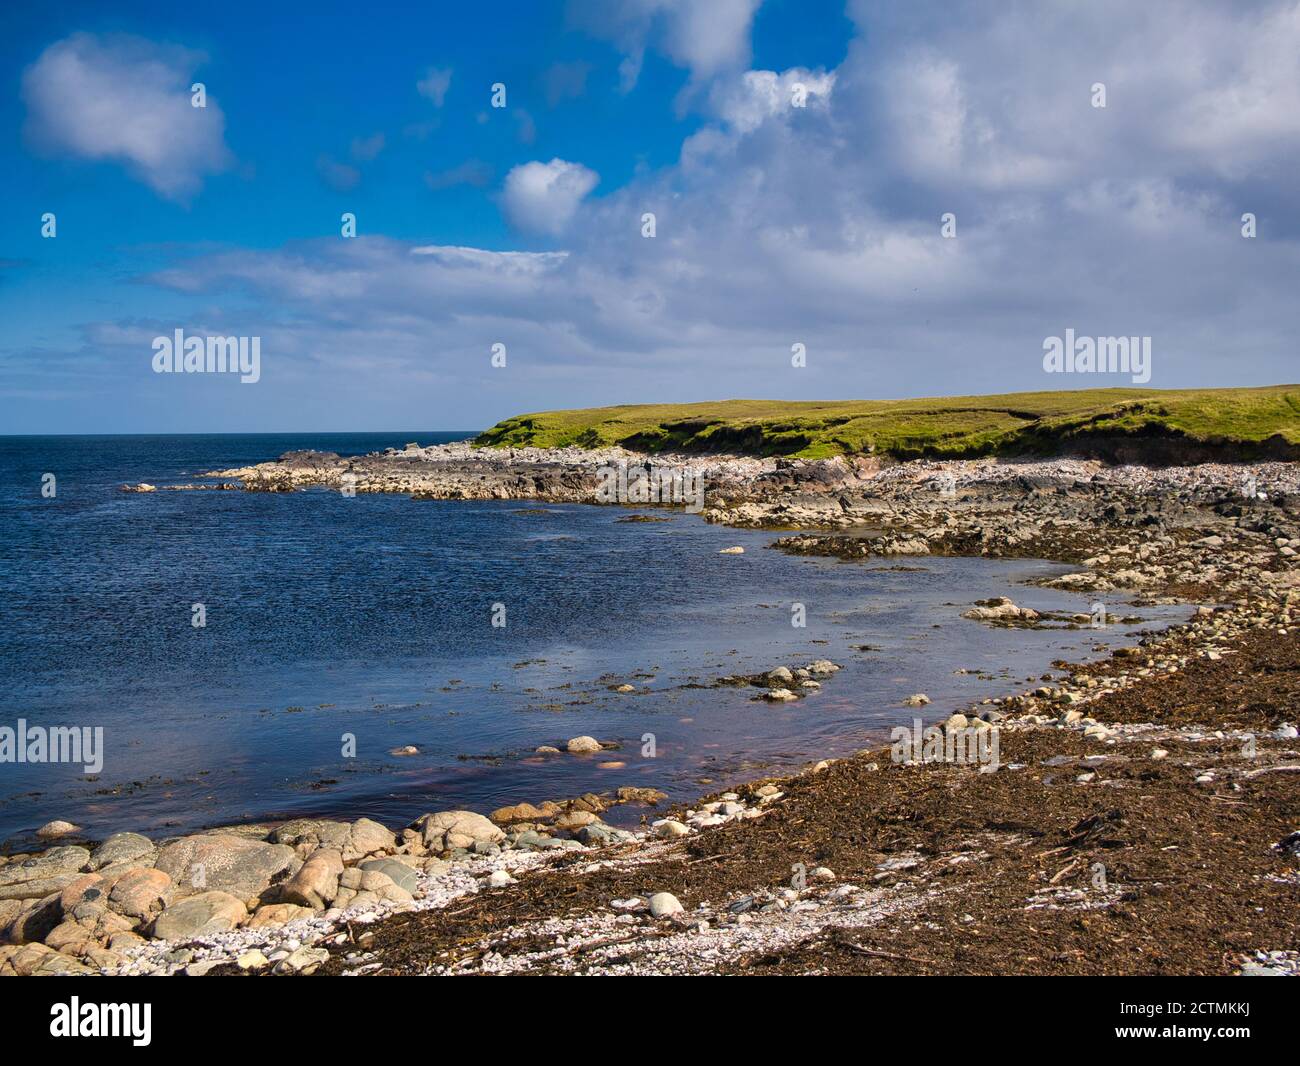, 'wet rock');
35,820,80,839
566,735,603,754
